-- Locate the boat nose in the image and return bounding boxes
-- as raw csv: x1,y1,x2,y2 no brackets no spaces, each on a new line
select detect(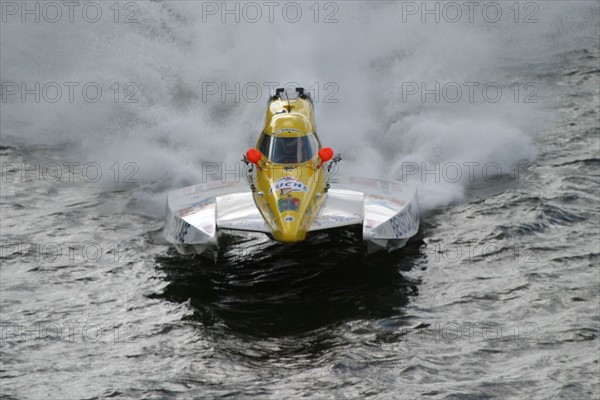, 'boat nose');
276,215,307,242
